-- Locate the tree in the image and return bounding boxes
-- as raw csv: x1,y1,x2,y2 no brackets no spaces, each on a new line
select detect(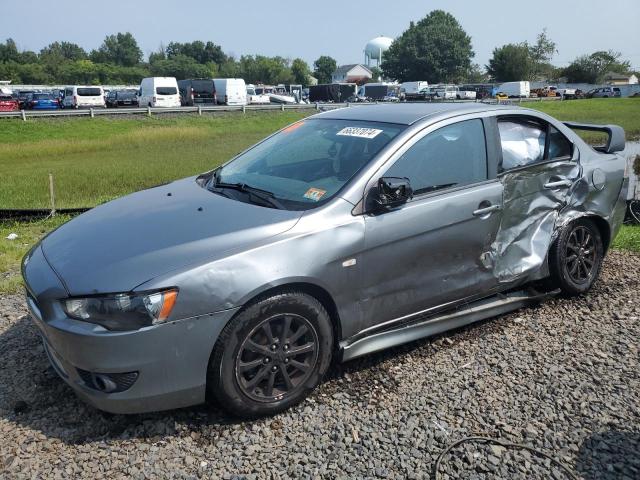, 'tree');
91,32,142,67
562,50,631,83
381,10,474,83
486,43,533,82
150,54,215,79
464,63,487,83
0,39,19,63
313,56,337,84
290,58,310,85
529,28,557,79
166,41,227,65
40,41,87,62
368,66,382,82
236,55,293,85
